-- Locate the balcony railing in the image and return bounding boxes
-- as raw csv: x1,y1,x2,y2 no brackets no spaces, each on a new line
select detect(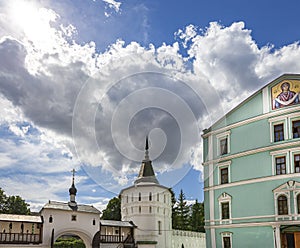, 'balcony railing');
0,232,41,244
100,234,124,243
